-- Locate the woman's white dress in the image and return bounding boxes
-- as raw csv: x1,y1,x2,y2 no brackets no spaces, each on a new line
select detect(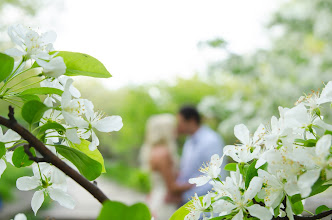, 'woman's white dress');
147,171,177,220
